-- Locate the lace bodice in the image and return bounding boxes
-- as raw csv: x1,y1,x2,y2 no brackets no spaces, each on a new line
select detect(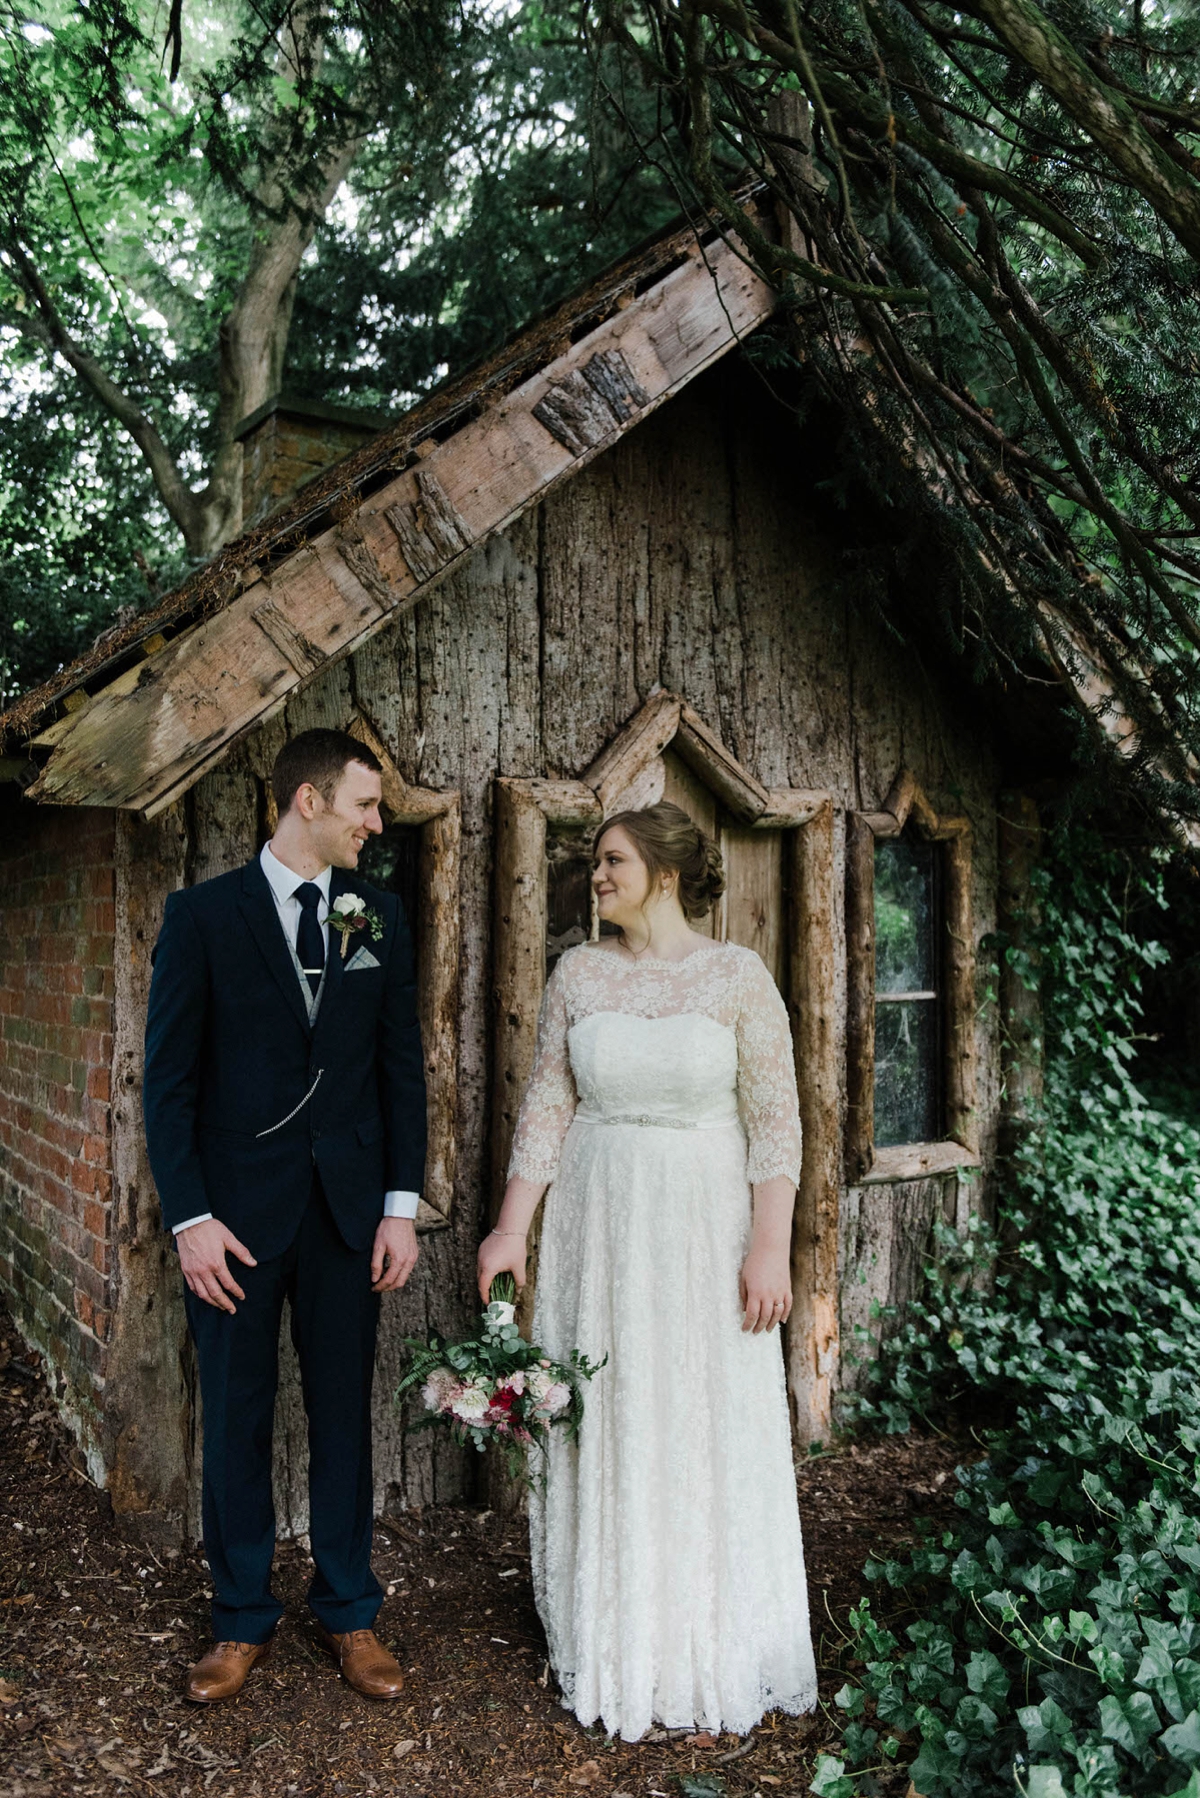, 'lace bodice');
507,939,803,1186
